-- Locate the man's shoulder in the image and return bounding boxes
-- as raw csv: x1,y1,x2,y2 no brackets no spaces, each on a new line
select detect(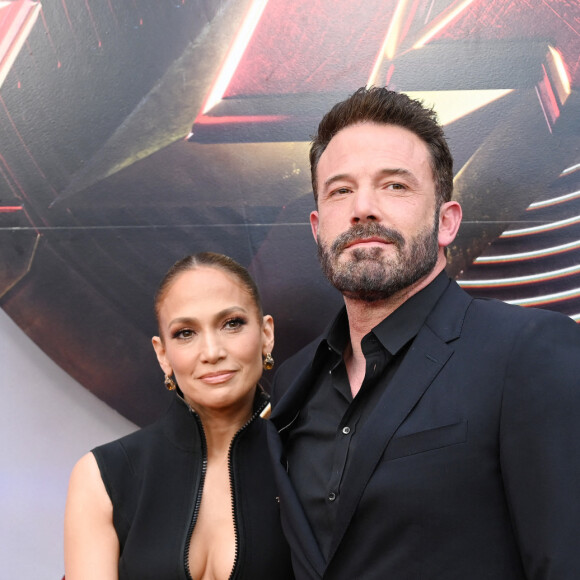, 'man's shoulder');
271,335,323,406
466,292,574,325
452,288,580,344
426,280,579,344
276,336,321,381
